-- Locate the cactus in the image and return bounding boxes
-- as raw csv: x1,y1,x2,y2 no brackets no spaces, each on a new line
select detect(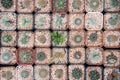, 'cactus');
2,34,13,43
89,0,99,9
2,70,13,80
38,35,46,44
74,18,82,26
89,70,100,80
55,69,63,78
55,14,63,27
37,52,46,61
74,35,82,43
19,51,32,63
72,0,81,9
21,70,29,78
1,0,13,9
89,32,98,42
0,17,12,27
39,68,48,78
106,52,117,64
74,51,81,59
110,0,119,8
107,35,118,42
51,32,67,45
2,53,11,61
20,17,31,27
72,68,83,79
20,32,29,44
